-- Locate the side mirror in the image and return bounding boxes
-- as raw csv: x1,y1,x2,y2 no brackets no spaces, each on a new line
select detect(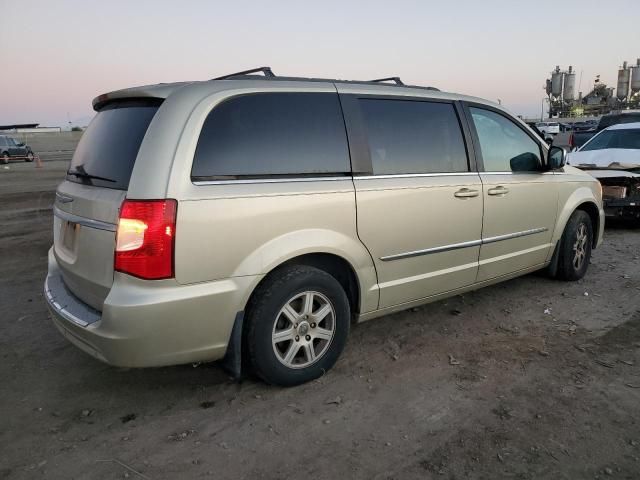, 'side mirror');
548,146,568,170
